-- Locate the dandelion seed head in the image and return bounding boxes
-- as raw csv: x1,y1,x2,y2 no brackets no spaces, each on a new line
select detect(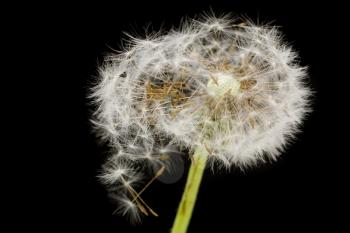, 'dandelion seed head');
90,14,311,222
